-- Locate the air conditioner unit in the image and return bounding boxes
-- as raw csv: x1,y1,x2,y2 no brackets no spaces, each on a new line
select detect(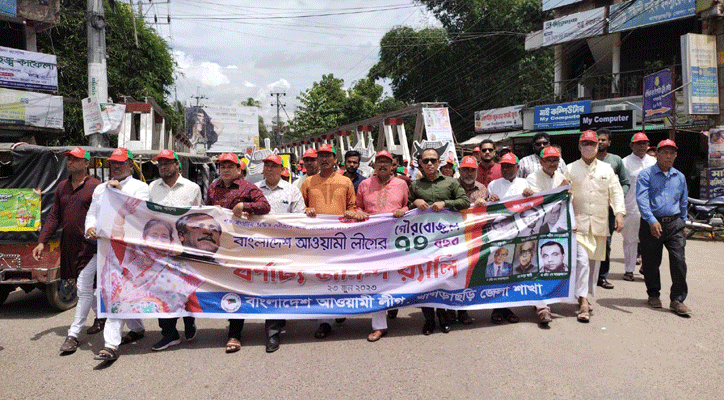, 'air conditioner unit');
604,104,628,112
